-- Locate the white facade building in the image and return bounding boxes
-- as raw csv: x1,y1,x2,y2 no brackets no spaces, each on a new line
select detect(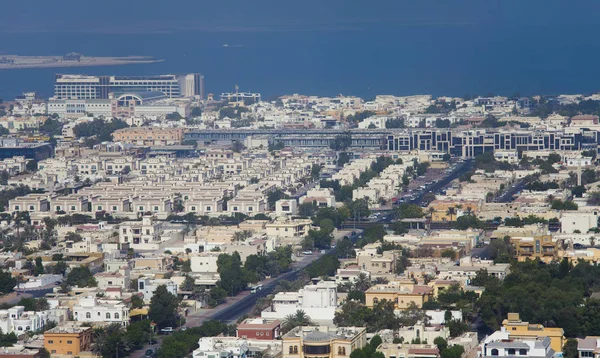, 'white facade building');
0,306,49,334
261,281,338,323
72,297,129,326
137,277,178,302
119,216,163,250
480,329,555,358
561,211,599,234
